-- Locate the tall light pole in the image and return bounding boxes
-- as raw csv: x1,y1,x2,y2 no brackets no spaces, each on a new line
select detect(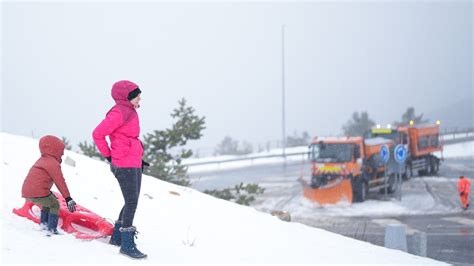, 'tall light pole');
281,24,286,158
